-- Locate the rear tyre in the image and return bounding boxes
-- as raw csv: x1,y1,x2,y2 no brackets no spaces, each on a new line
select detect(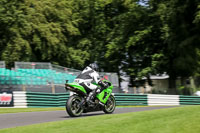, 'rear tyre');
103,95,116,114
66,95,83,117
